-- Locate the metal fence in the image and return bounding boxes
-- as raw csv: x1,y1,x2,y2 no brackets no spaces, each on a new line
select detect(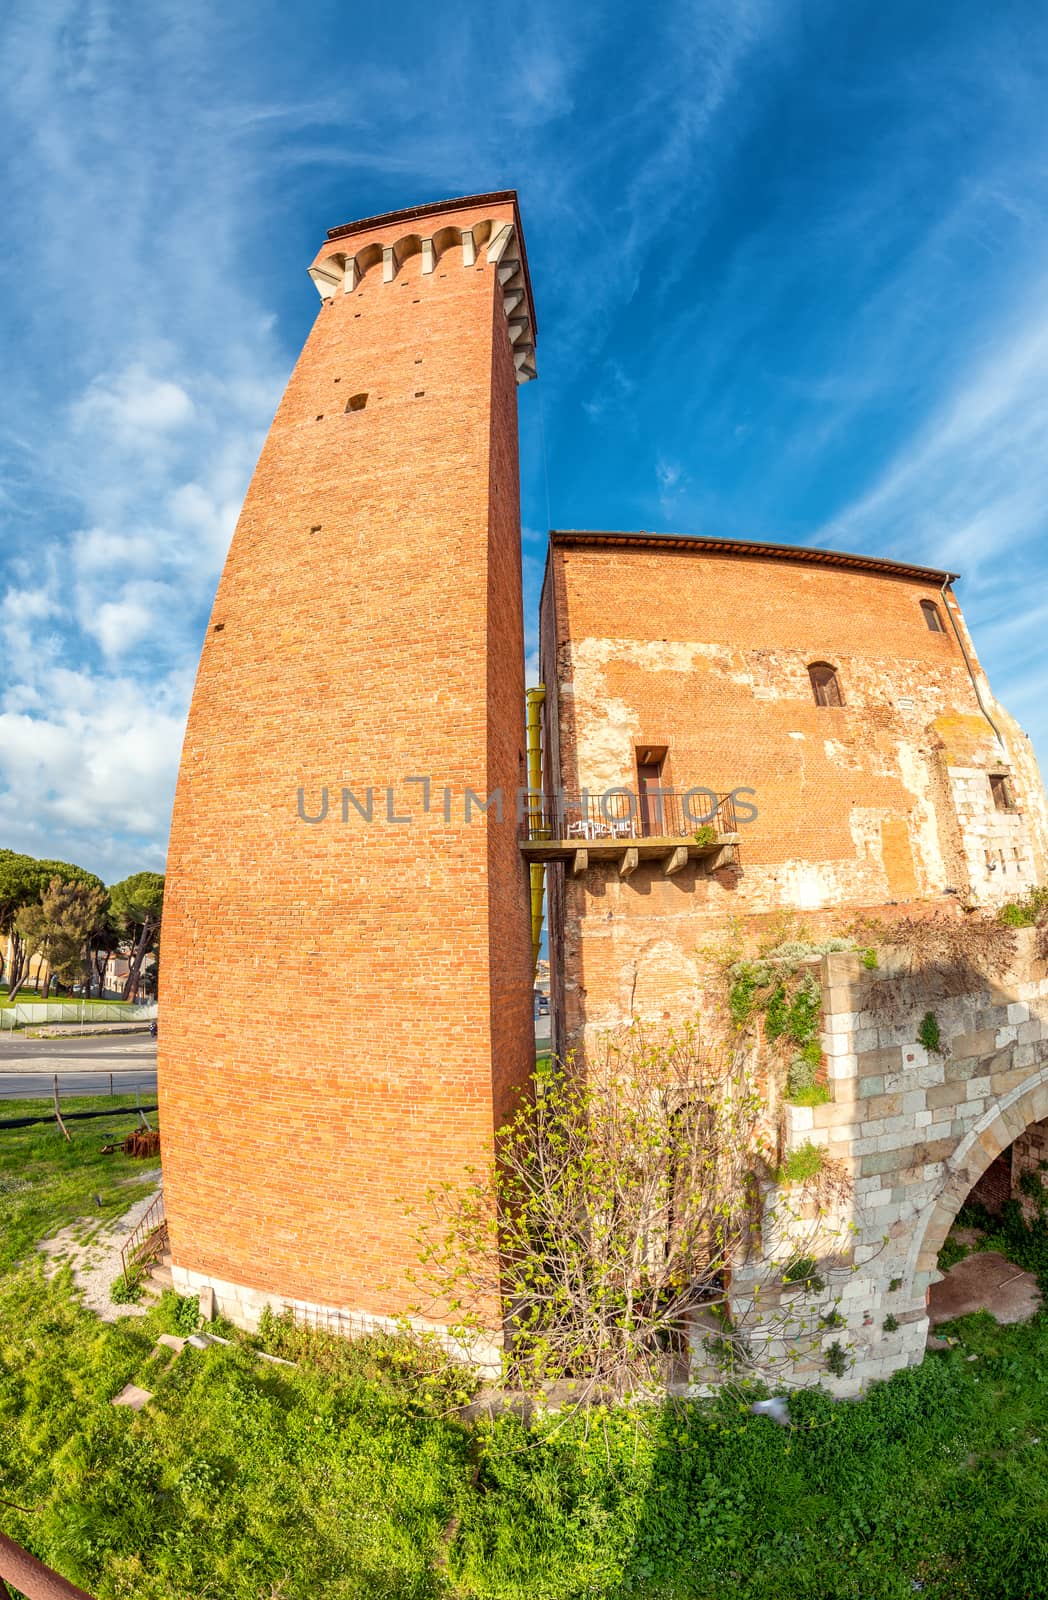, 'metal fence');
521,788,738,843
120,1190,167,1281
0,1001,157,1031
0,1530,96,1599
